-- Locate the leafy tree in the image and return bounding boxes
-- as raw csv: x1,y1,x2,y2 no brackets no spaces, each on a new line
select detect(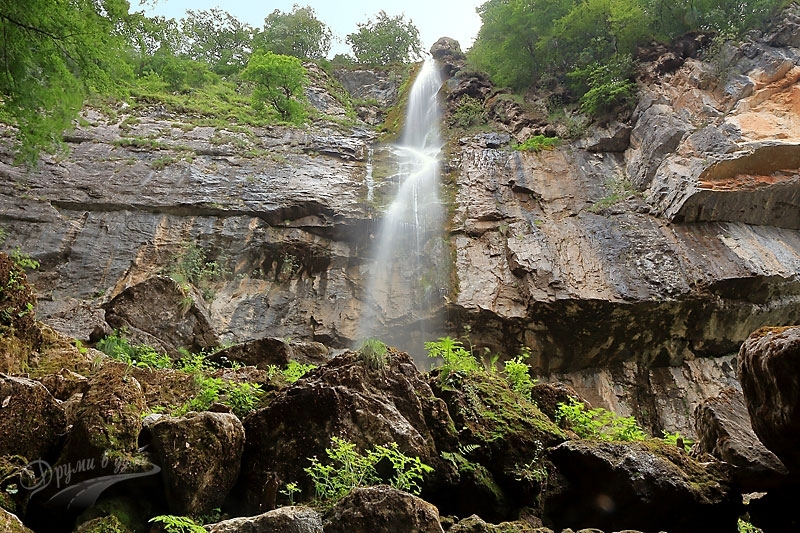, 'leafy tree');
0,0,132,163
242,51,307,122
121,12,182,76
346,10,423,65
179,8,254,76
257,4,332,60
